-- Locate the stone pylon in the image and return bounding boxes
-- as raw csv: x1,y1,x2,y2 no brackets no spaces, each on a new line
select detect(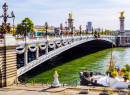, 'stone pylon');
119,16,126,44
0,34,18,87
